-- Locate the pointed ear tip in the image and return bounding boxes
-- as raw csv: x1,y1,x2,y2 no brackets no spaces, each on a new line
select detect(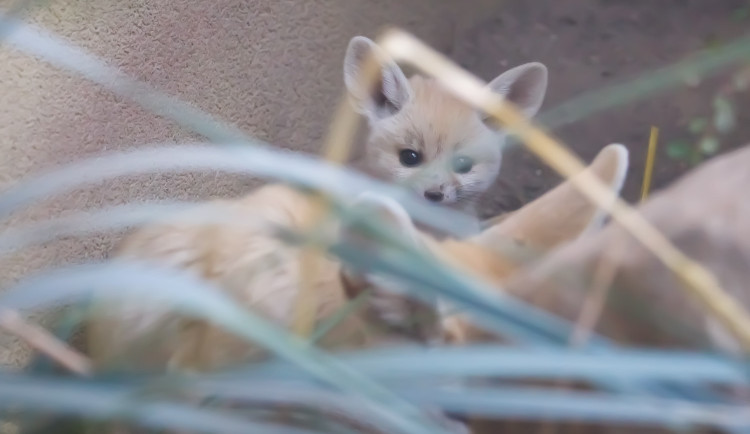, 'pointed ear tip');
344,37,376,88
529,61,548,71
533,63,549,86
518,62,548,77
602,143,629,163
489,62,549,97
350,35,373,43
593,143,630,190
348,36,375,51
